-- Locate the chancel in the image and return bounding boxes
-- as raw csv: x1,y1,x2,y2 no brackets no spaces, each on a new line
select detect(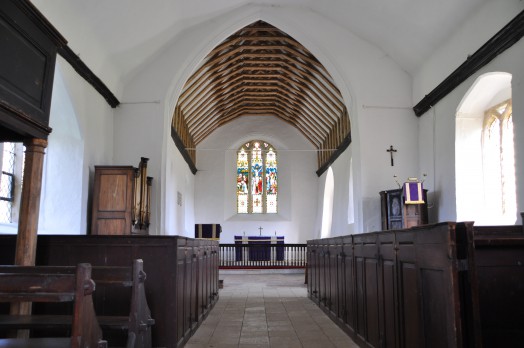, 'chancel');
0,1,523,347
